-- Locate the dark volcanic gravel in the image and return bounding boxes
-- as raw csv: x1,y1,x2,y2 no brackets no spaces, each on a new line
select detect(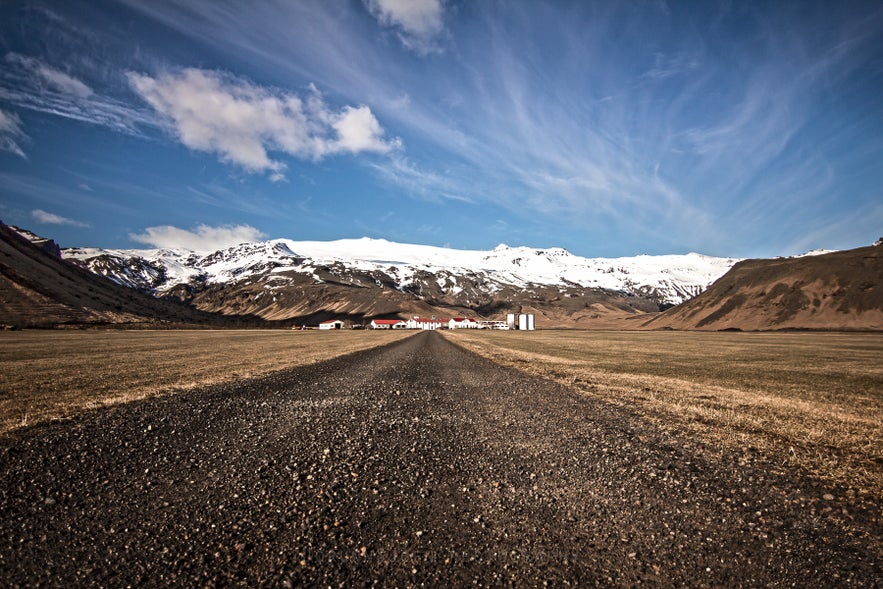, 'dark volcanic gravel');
1,332,880,587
